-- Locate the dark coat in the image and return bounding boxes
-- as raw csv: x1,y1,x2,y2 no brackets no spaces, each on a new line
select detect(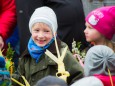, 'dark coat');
14,39,83,86
16,0,88,54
